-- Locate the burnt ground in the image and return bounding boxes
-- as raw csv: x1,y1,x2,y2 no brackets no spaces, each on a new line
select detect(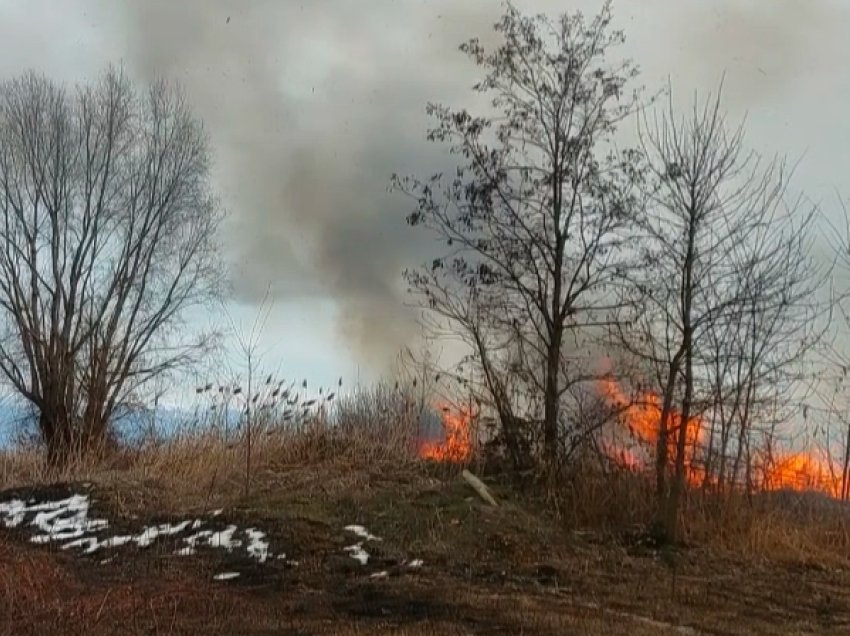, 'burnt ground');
2,468,850,635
